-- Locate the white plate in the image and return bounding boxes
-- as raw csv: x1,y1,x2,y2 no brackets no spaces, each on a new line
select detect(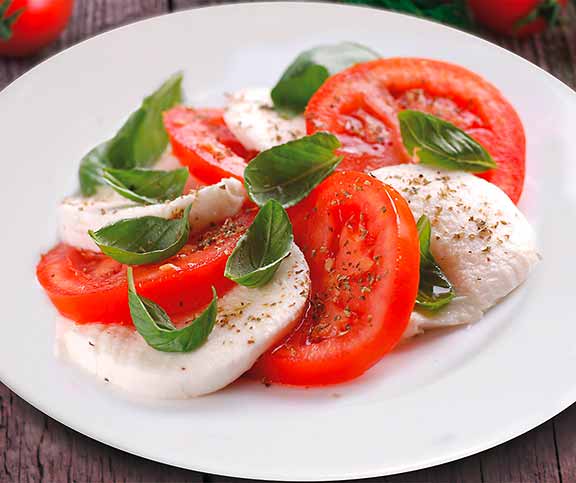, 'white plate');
1,3,575,480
